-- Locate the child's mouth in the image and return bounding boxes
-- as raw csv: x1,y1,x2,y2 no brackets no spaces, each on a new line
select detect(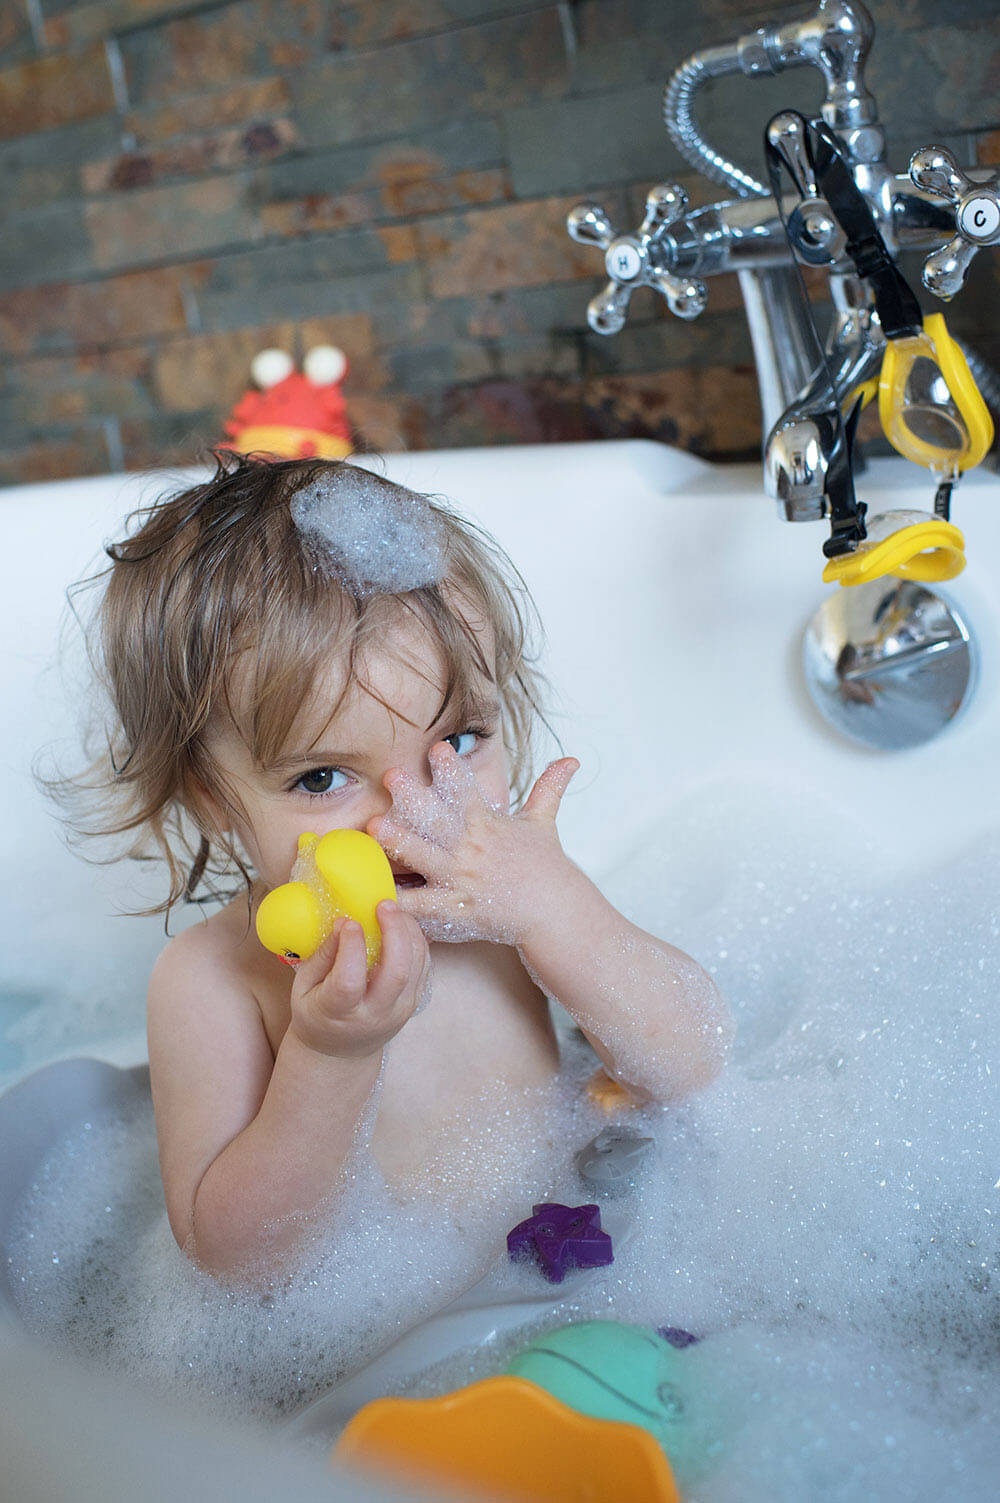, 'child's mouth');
393,871,426,889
